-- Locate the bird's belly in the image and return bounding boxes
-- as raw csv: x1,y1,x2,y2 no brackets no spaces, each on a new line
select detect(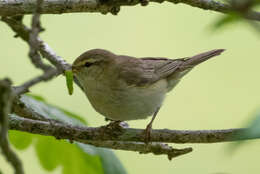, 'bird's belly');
85,79,167,121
